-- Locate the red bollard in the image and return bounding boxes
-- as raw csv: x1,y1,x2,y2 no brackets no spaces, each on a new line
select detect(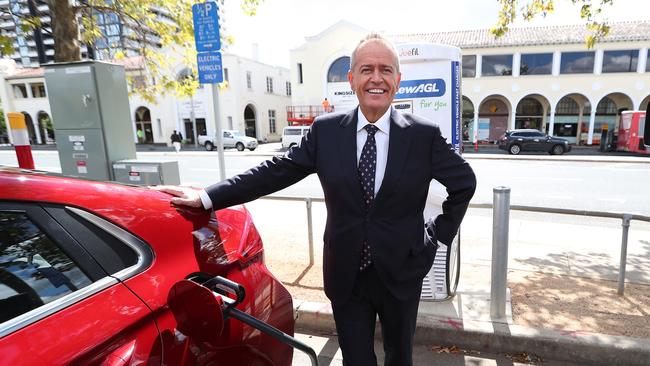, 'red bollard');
474,140,478,152
8,112,35,169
